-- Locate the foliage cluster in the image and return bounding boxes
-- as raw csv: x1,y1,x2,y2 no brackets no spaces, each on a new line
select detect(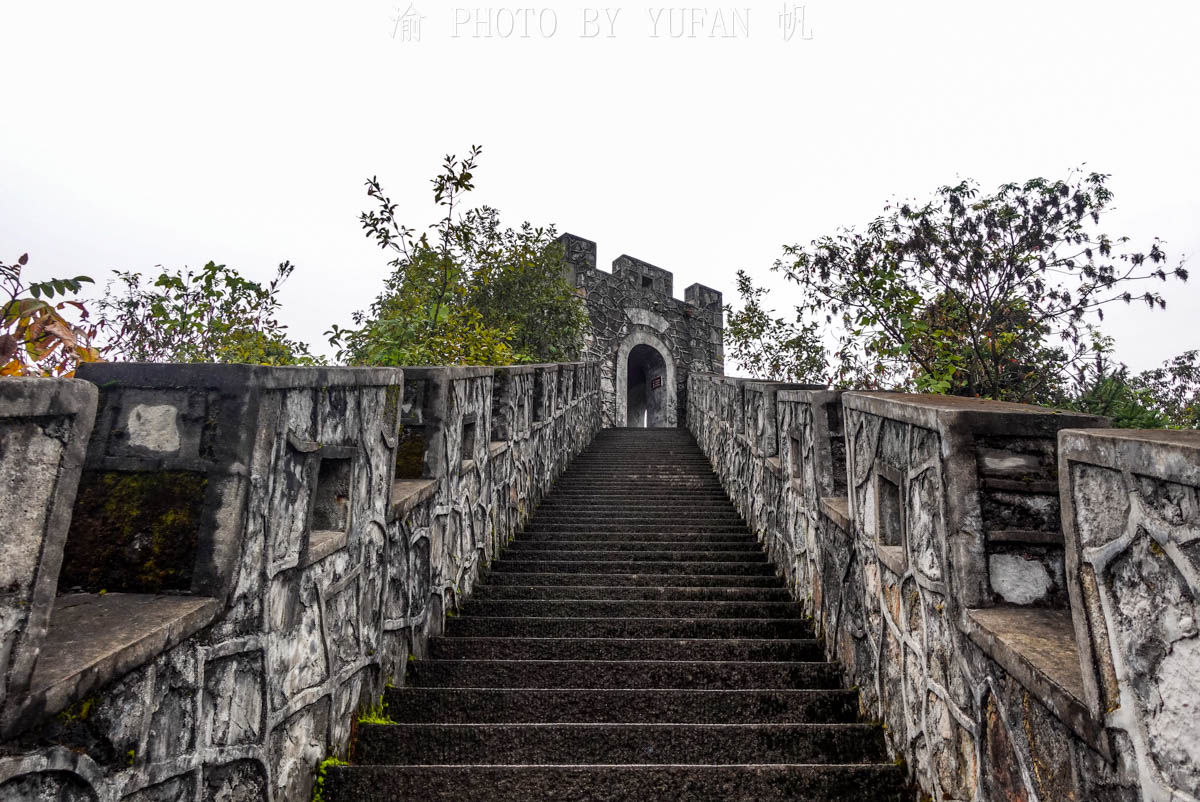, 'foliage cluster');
96,260,319,365
1,252,100,376
725,170,1195,426
328,146,588,367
